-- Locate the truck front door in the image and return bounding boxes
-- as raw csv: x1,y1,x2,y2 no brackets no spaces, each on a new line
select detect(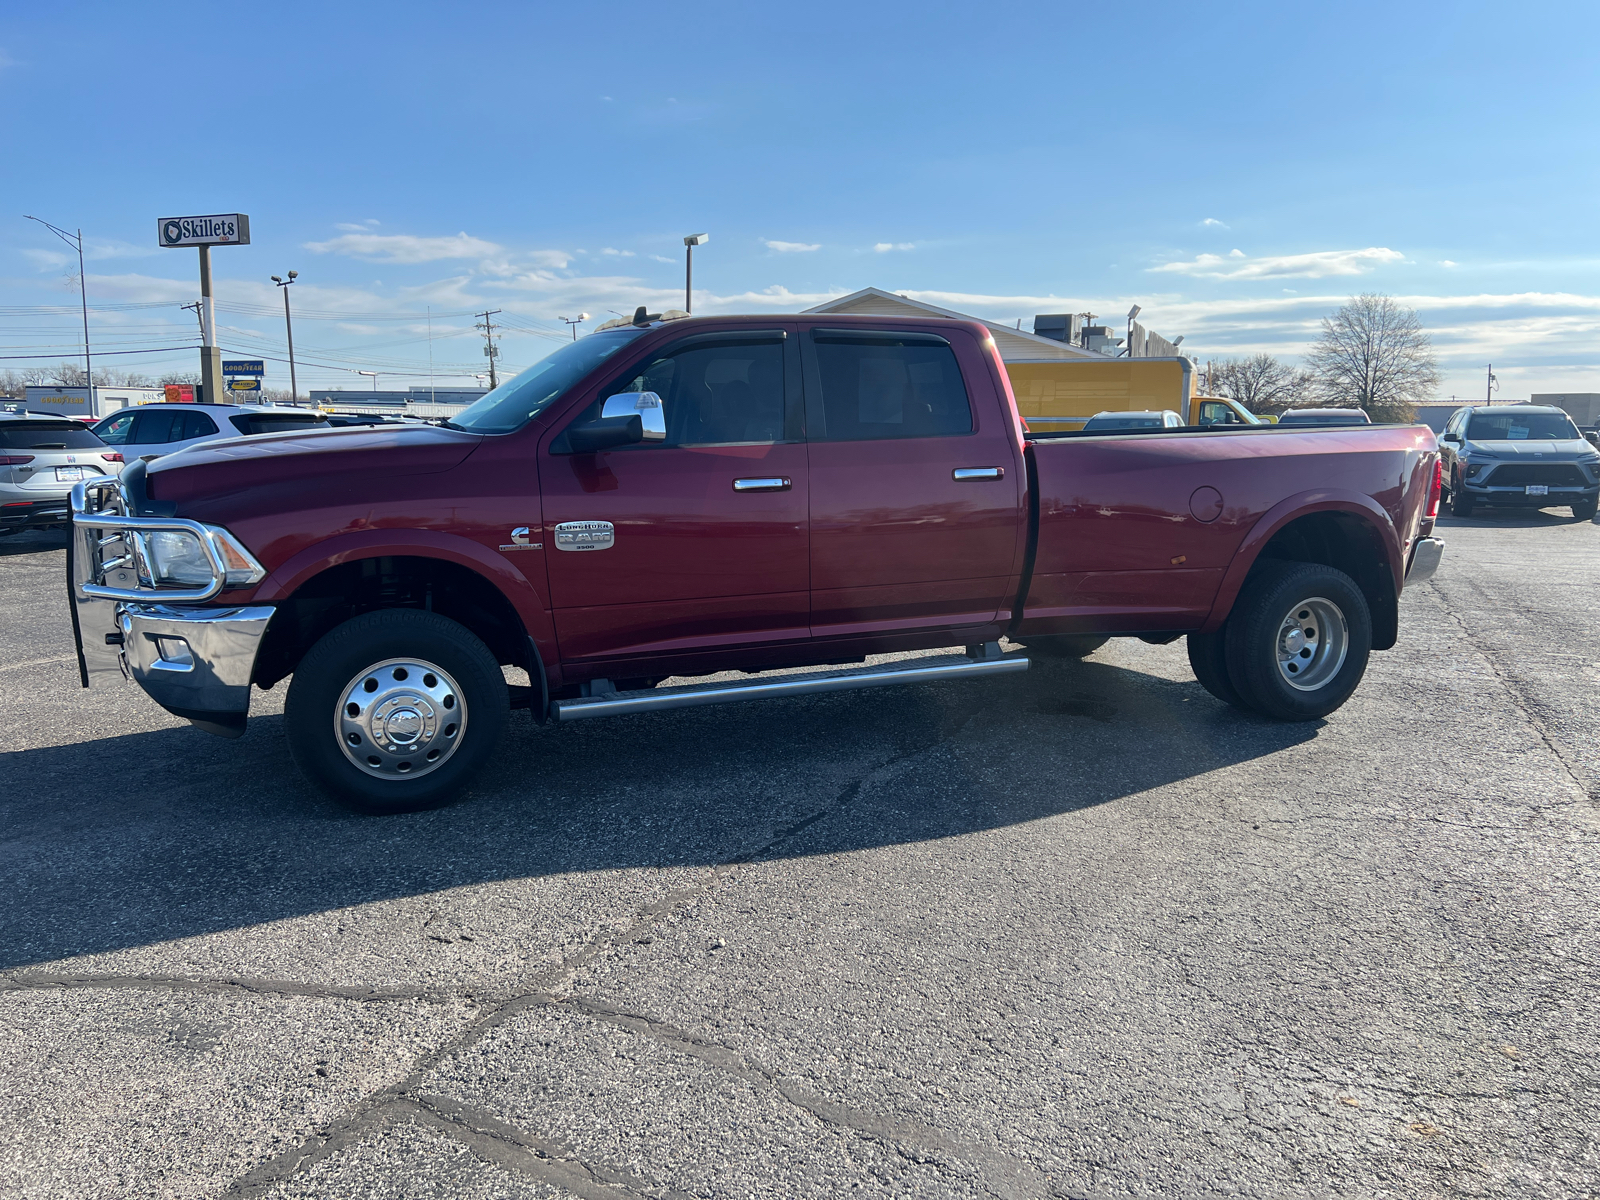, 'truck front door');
540,328,810,670
802,327,1024,640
